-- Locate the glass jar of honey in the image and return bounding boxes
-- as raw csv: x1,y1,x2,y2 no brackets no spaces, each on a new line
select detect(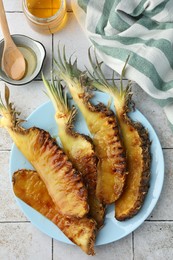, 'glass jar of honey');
22,0,67,34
